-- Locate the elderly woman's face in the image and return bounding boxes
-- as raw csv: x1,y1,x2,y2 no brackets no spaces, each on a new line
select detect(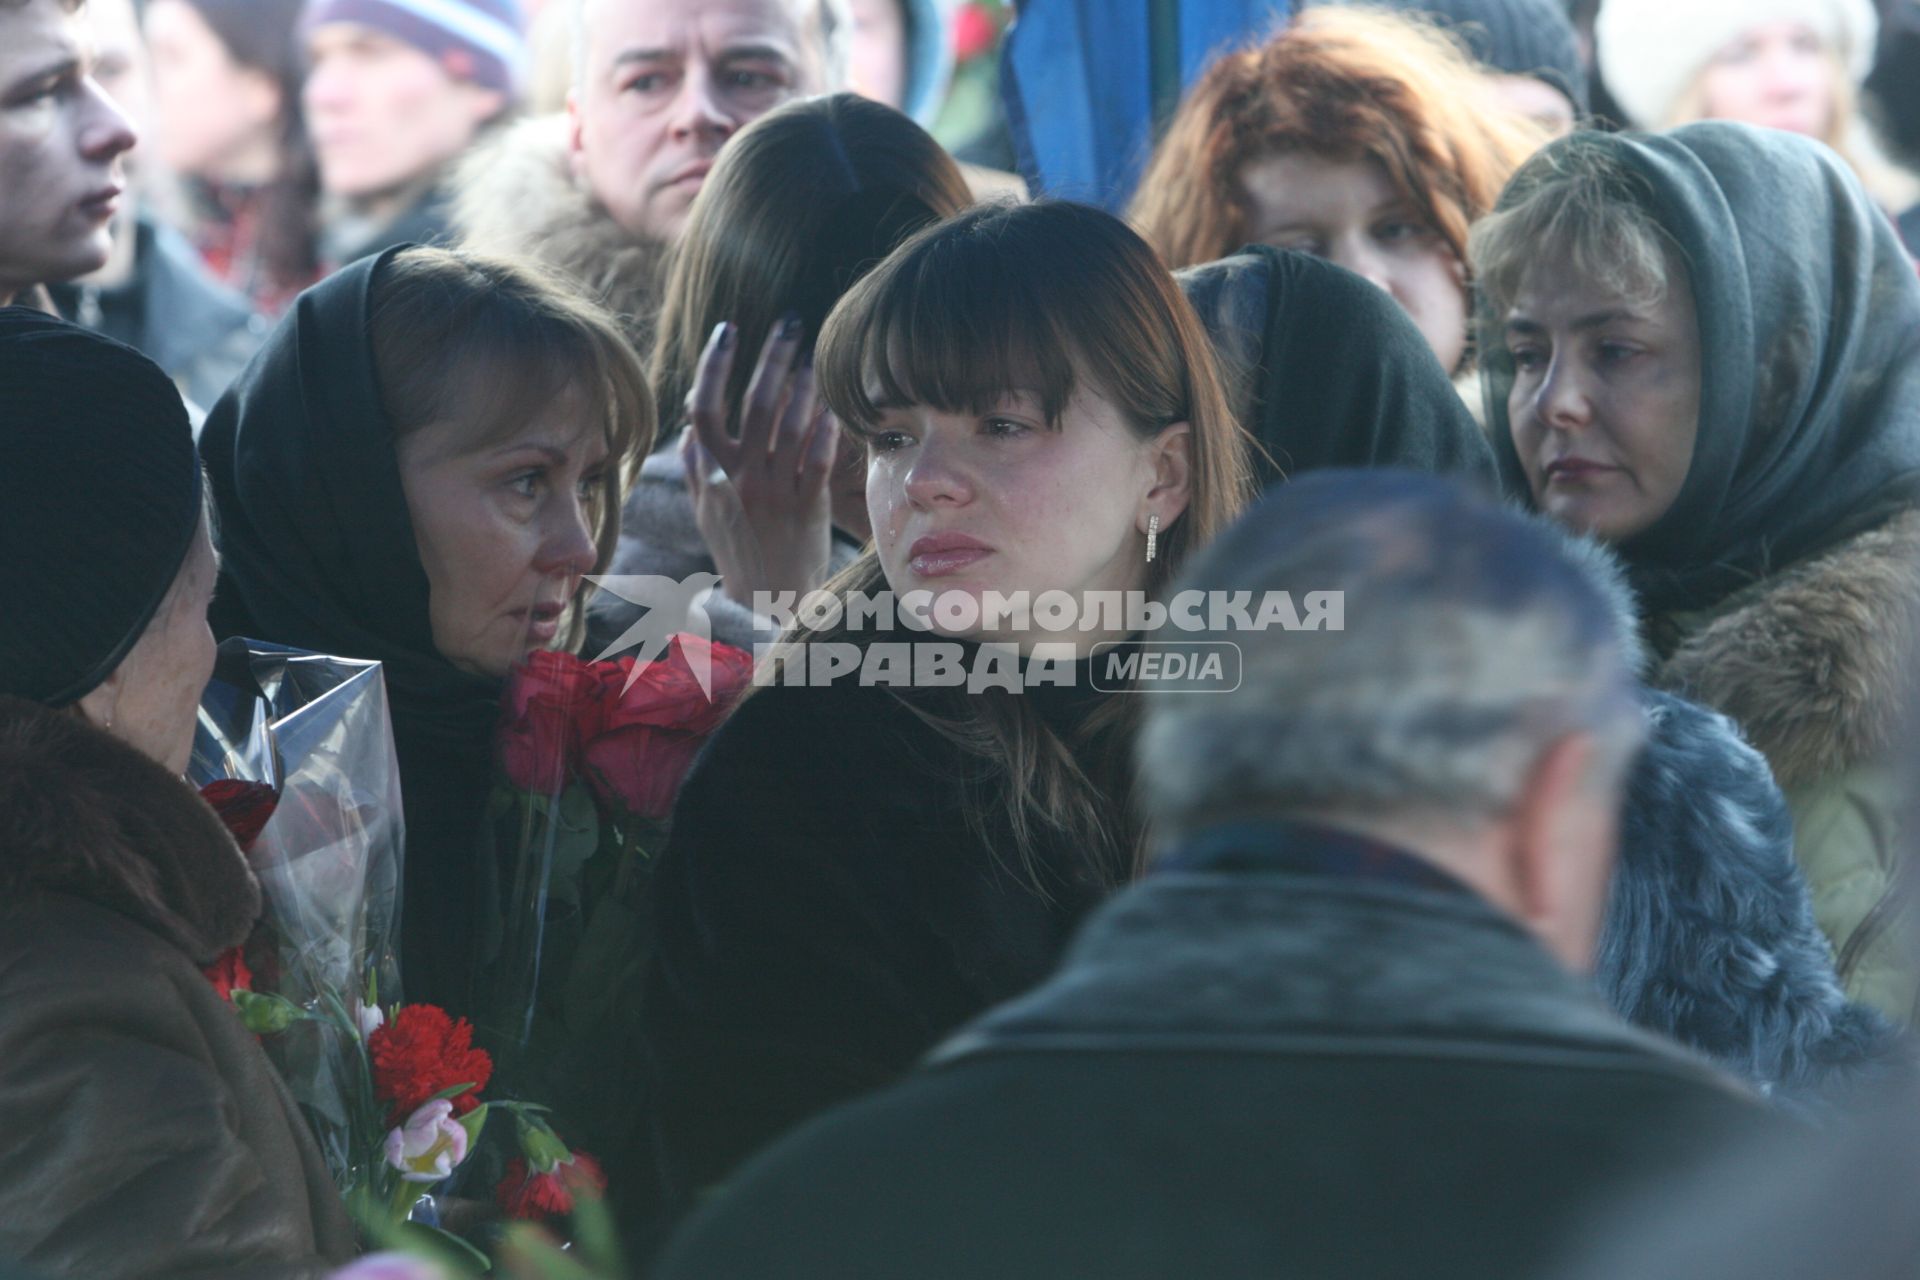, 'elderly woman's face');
1239,151,1470,374
79,515,218,775
1501,256,1702,542
1697,20,1837,138
397,402,608,680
